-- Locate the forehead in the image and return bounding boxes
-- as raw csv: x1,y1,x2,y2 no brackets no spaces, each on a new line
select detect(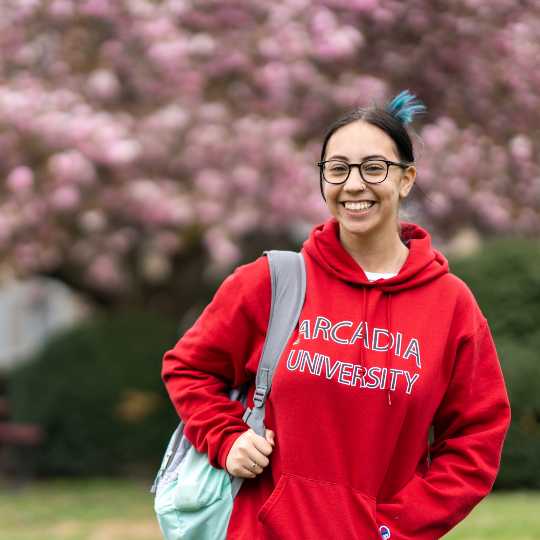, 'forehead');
326,120,399,160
